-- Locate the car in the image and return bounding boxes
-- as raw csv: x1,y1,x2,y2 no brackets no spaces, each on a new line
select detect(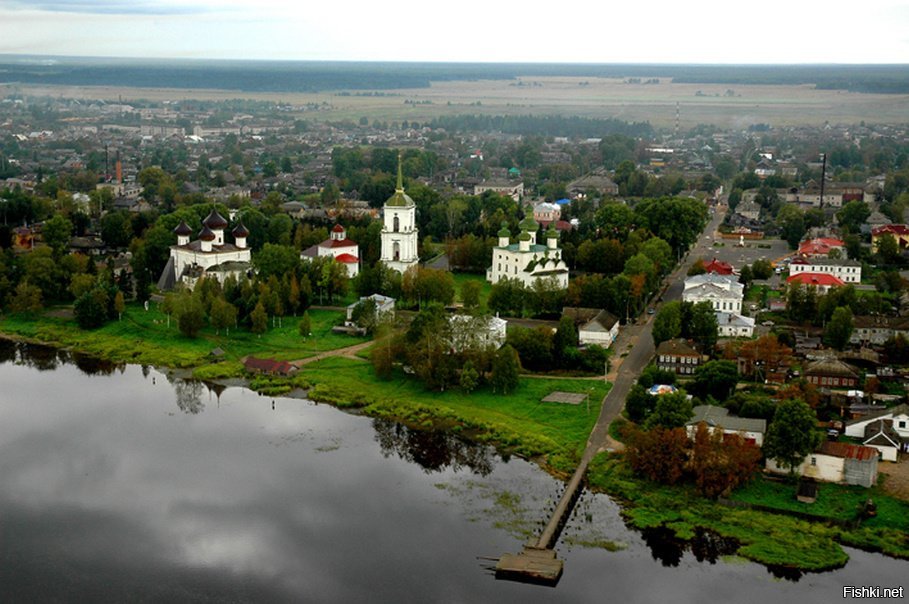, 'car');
647,307,655,315
761,320,774,326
